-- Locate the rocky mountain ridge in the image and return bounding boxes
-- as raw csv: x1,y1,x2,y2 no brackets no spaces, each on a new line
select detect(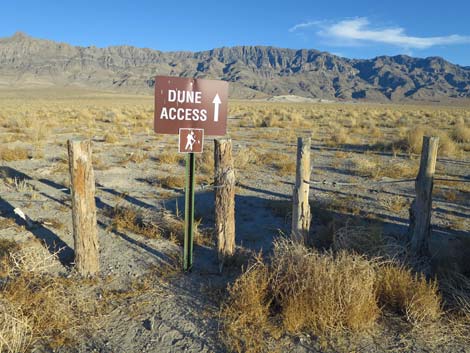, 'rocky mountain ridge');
1,32,469,101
